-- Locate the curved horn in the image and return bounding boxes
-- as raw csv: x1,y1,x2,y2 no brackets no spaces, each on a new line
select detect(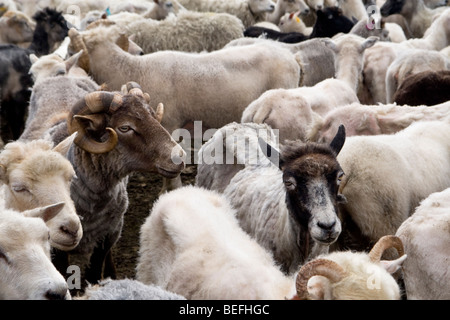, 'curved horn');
368,235,405,263
68,28,90,73
67,91,123,154
296,259,347,300
155,103,164,123
126,82,144,96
